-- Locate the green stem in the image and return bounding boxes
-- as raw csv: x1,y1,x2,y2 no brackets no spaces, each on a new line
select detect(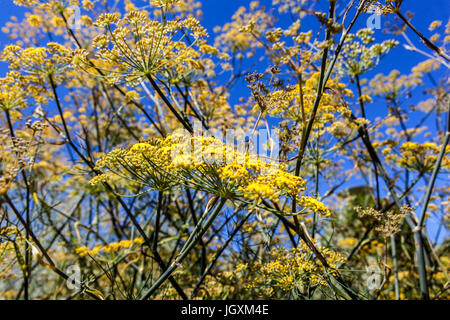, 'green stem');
294,0,367,172
190,211,251,298
140,198,226,300
390,235,400,300
418,132,449,227
396,11,450,62
352,114,430,299
146,74,193,133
